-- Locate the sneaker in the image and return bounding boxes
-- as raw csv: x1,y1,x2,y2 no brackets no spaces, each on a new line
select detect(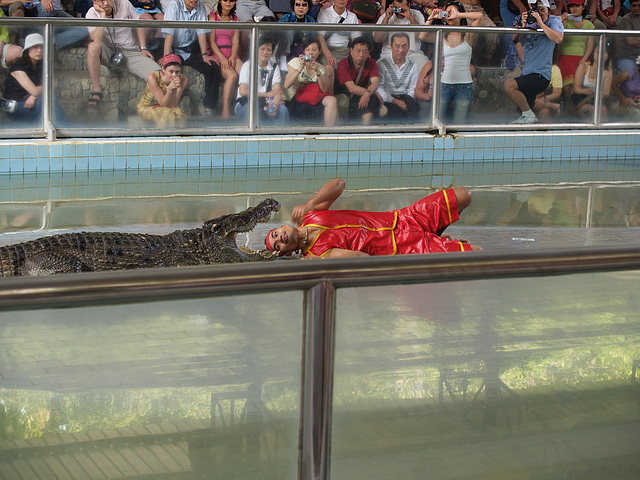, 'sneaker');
0,97,17,113
512,114,537,124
